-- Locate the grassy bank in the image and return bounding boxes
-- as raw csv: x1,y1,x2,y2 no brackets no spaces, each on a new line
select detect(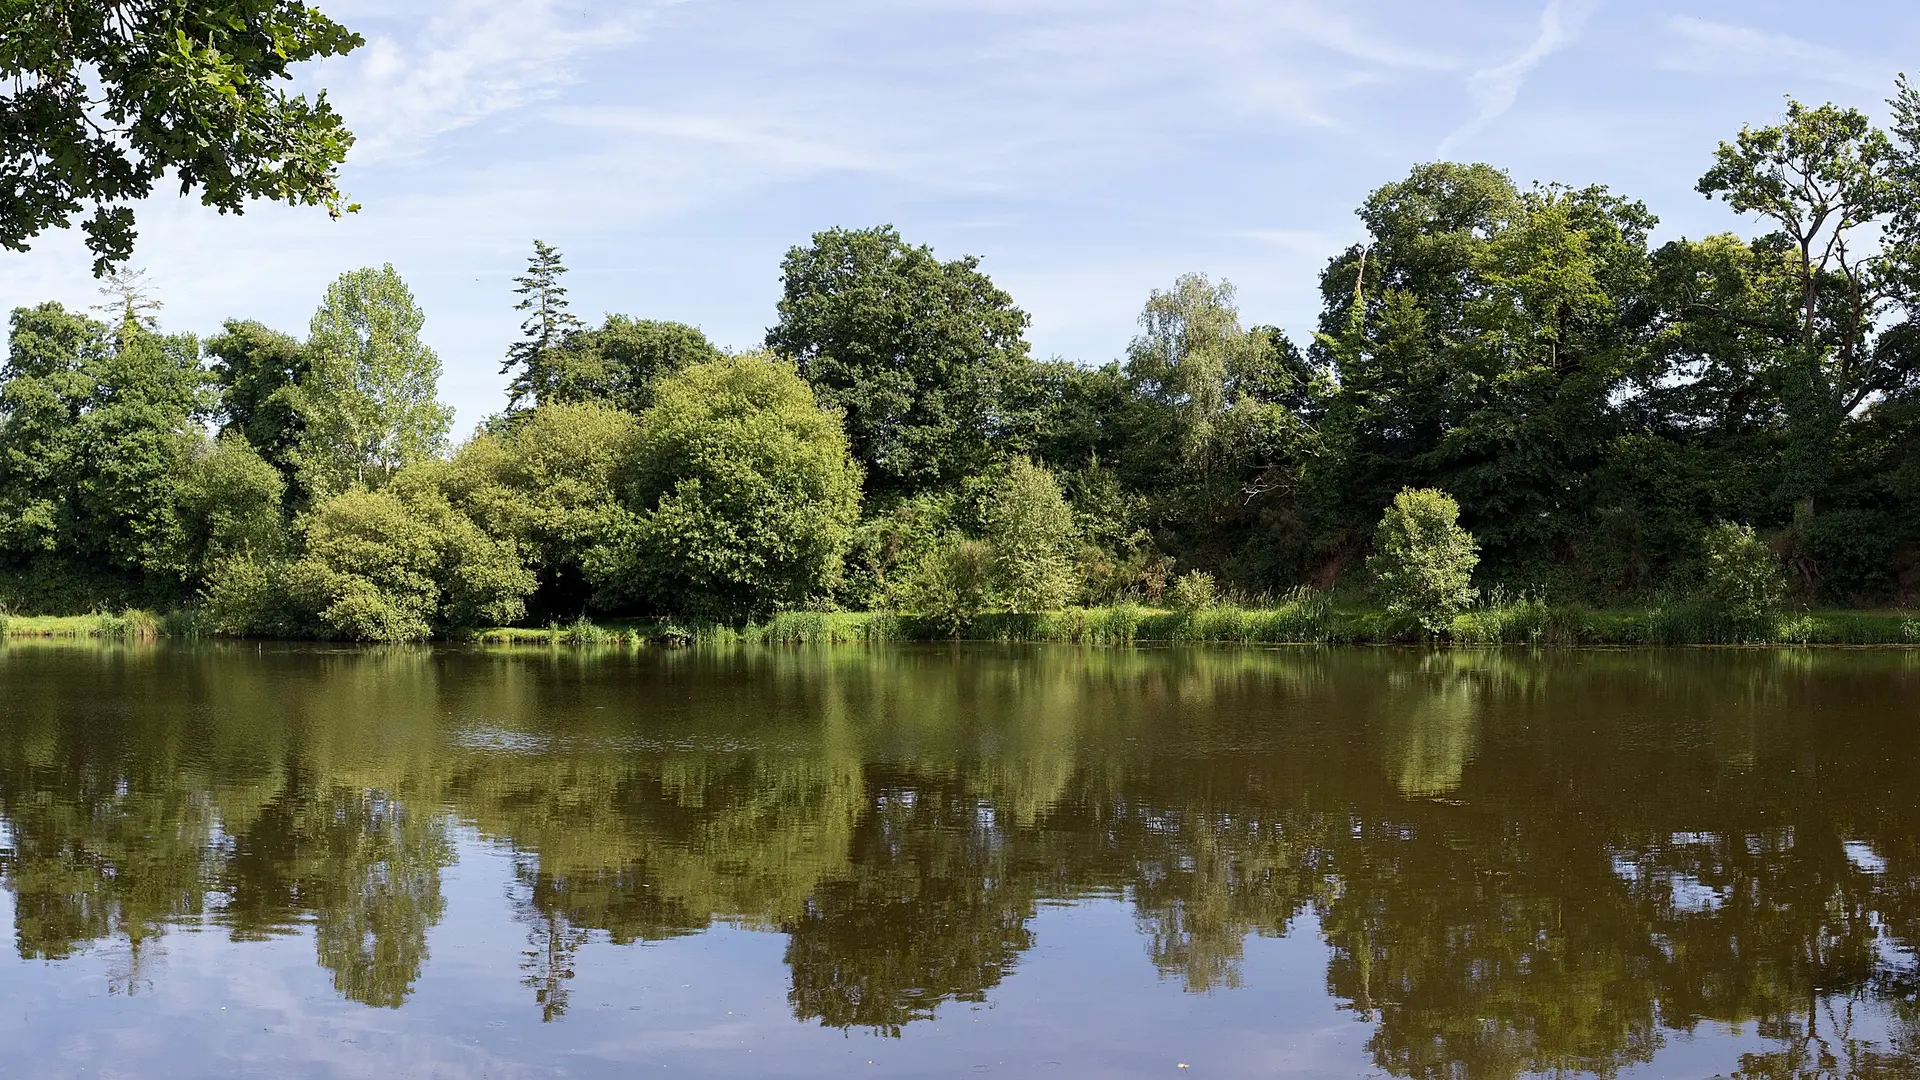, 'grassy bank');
474,601,1920,648
7,602,1918,647
0,610,173,641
